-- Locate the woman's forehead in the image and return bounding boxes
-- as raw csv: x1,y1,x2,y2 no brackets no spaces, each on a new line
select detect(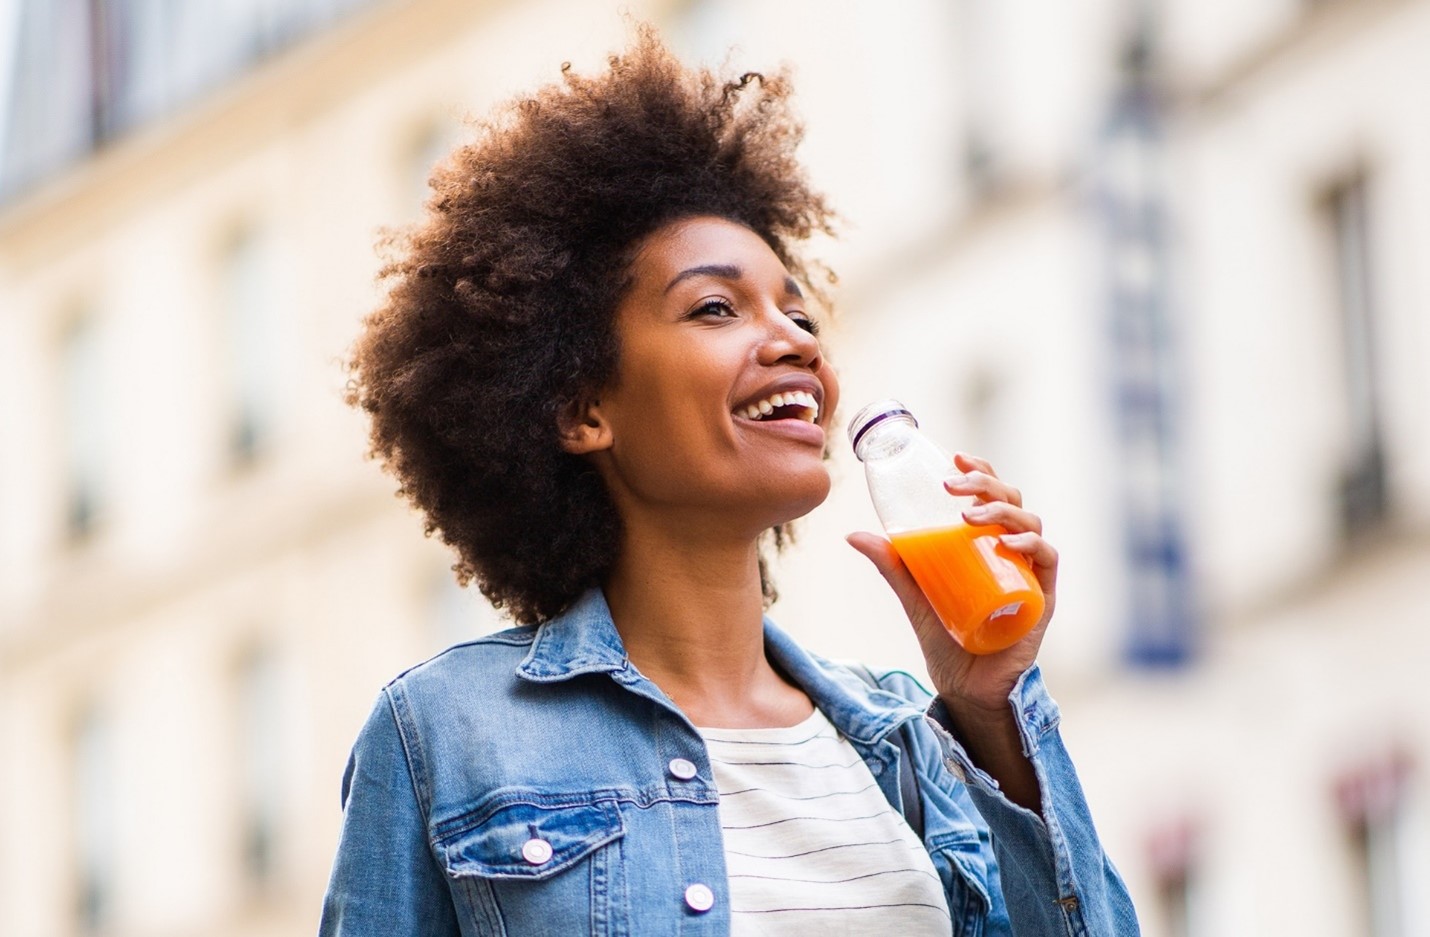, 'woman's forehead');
629,216,791,286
